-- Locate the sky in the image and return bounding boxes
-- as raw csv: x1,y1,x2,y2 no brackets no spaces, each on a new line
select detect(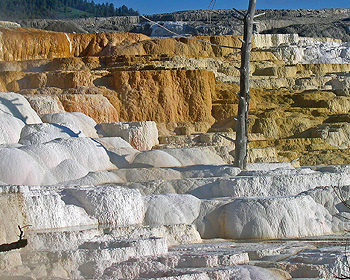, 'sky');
94,0,350,15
